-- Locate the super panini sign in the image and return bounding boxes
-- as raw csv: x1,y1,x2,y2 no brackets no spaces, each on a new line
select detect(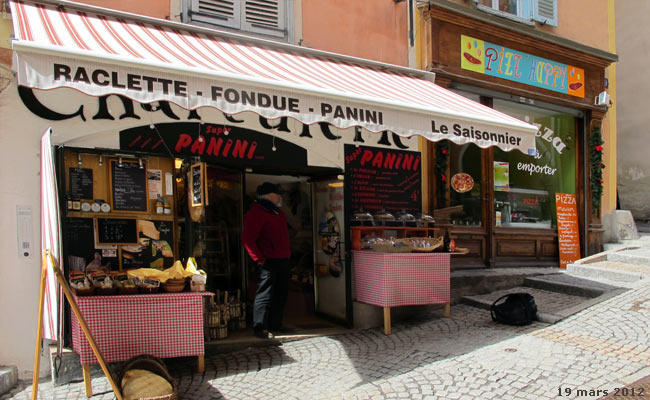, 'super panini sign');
460,35,585,98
